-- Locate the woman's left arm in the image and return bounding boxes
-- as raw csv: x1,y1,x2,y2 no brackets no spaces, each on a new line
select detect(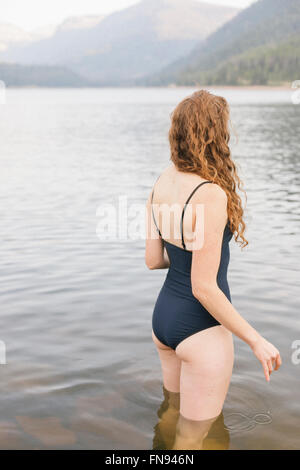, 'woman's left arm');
145,193,170,270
